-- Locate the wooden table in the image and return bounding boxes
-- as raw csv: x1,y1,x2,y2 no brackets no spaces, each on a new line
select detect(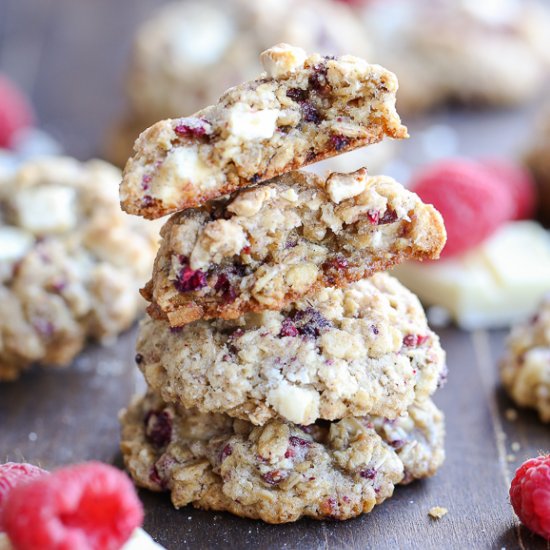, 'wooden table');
1,1,549,548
